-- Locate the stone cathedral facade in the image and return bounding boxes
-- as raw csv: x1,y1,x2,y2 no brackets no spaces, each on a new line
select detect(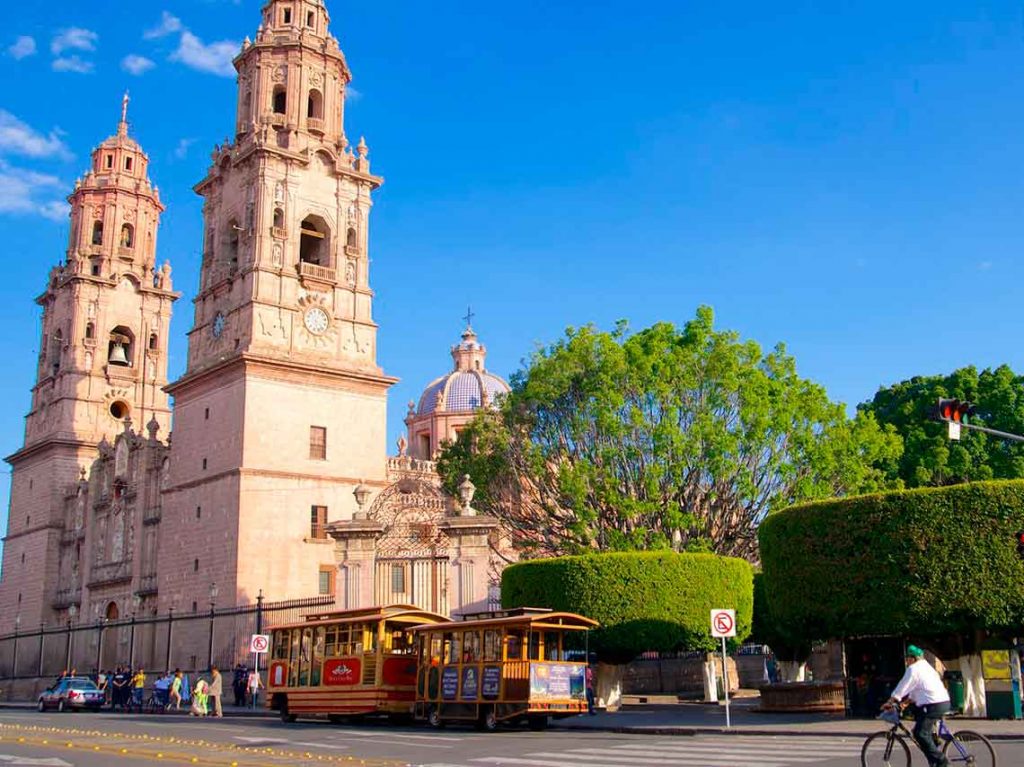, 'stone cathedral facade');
0,0,510,647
